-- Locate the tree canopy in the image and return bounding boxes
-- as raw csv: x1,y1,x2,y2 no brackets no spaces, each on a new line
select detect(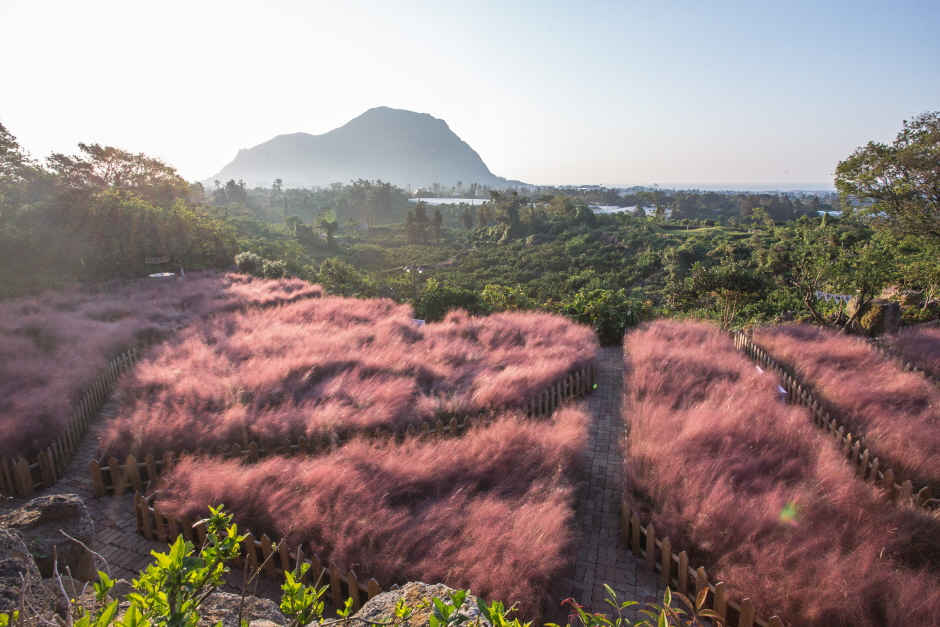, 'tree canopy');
836,111,940,241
